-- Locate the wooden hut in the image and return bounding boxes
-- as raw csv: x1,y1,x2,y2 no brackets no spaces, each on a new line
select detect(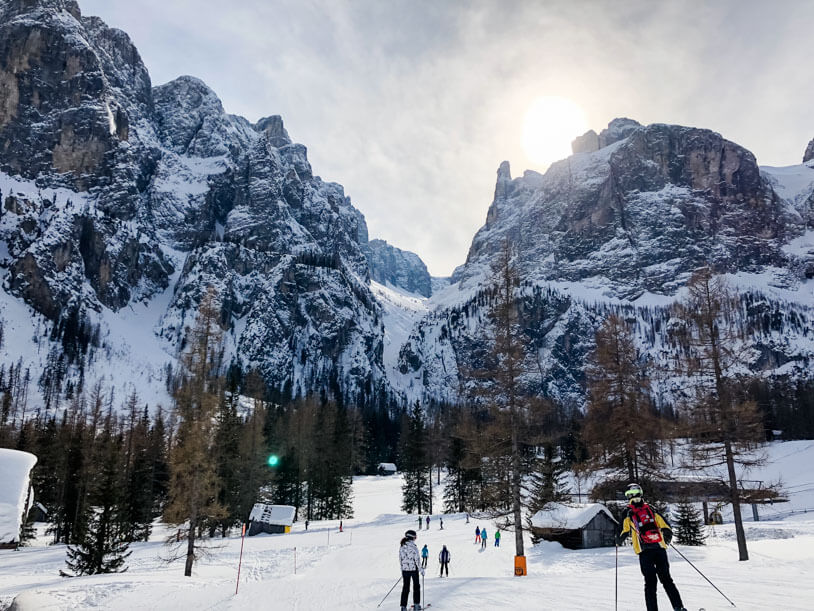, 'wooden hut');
377,462,397,476
530,503,617,550
247,504,295,535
